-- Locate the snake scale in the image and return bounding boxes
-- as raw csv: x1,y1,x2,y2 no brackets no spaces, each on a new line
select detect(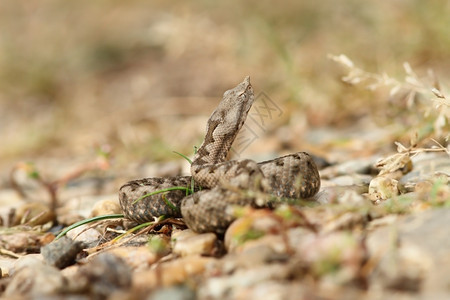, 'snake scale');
119,76,320,234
